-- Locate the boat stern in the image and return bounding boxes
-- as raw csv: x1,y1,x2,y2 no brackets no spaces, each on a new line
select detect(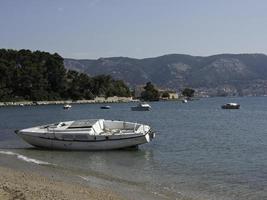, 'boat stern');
144,128,155,143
